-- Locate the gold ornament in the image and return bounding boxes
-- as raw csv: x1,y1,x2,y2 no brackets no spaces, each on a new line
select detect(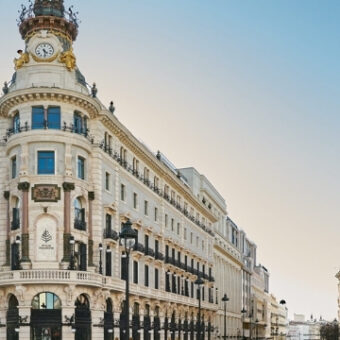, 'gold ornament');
31,52,59,63
14,50,29,70
59,48,76,71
